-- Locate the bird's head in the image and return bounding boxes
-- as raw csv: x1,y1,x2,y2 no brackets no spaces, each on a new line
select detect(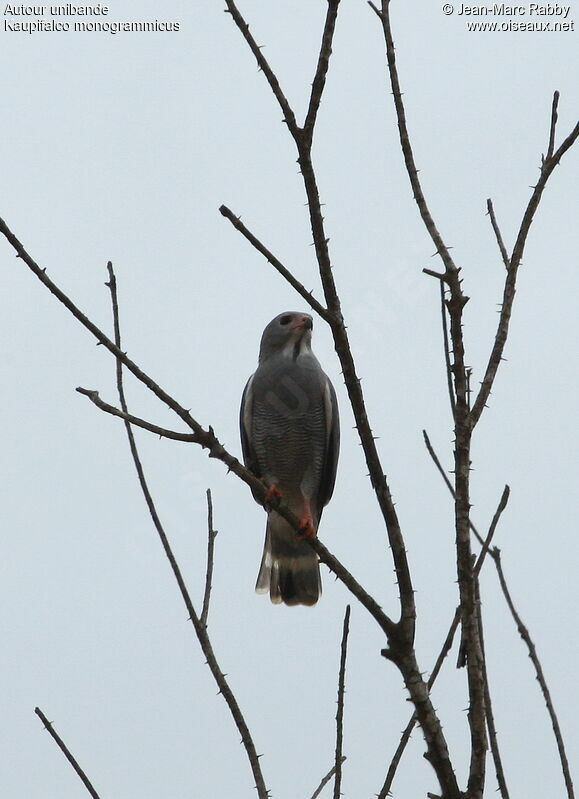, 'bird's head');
258,311,314,362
